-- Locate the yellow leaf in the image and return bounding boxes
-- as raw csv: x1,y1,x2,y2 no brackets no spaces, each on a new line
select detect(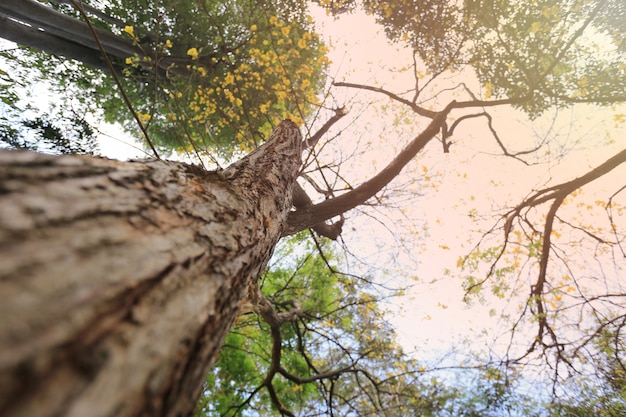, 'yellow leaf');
136,112,151,124
224,73,235,86
529,21,542,34
484,82,492,99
